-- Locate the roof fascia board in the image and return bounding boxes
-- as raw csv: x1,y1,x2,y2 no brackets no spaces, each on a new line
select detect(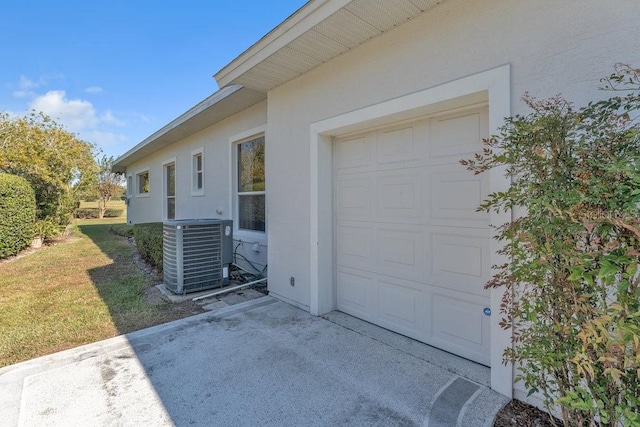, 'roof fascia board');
112,84,245,172
215,0,352,88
